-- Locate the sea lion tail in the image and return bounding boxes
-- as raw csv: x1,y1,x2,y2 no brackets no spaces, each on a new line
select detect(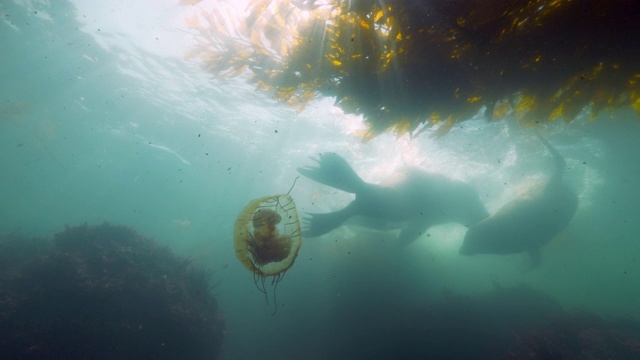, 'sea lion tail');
535,132,565,180
297,153,366,193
